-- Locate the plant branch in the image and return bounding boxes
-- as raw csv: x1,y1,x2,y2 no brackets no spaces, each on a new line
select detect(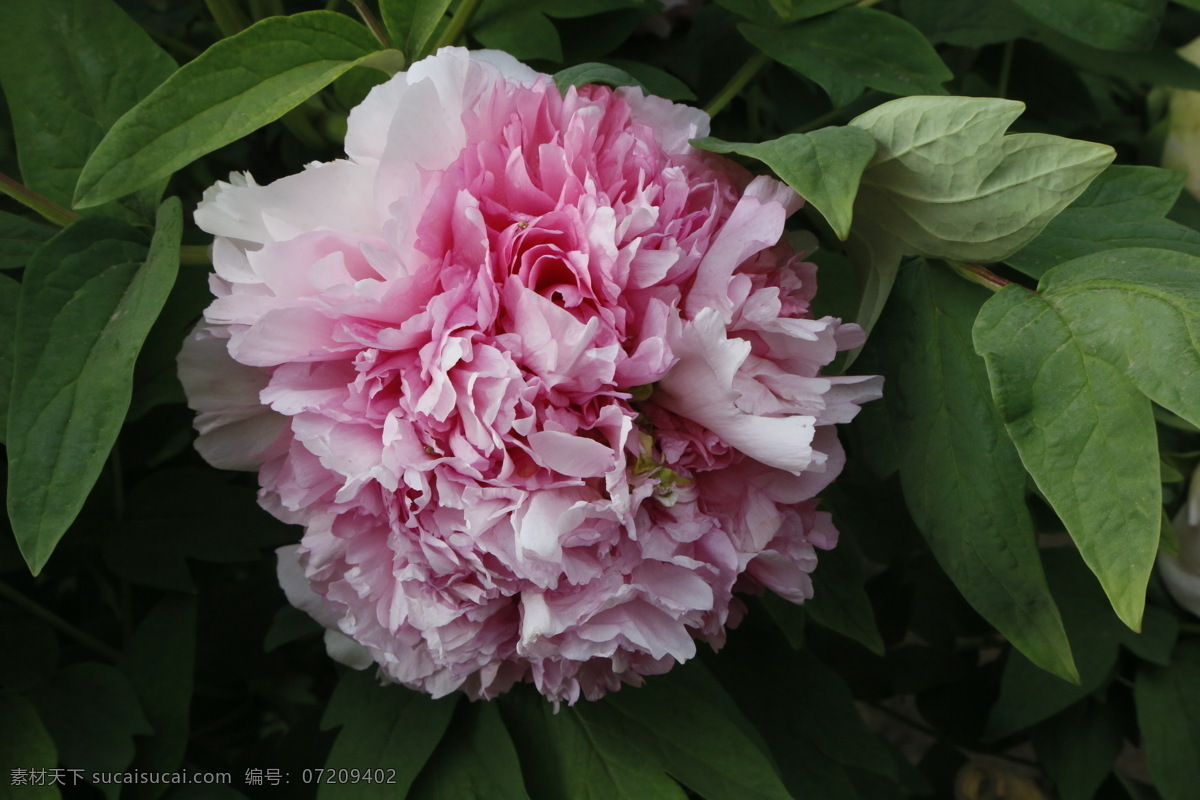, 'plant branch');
434,0,484,51
0,580,122,662
351,0,392,49
0,172,80,227
946,261,1022,293
704,50,770,118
